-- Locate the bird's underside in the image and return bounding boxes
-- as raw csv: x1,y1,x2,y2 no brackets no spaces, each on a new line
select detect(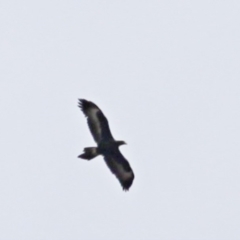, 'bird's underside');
78,99,134,191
